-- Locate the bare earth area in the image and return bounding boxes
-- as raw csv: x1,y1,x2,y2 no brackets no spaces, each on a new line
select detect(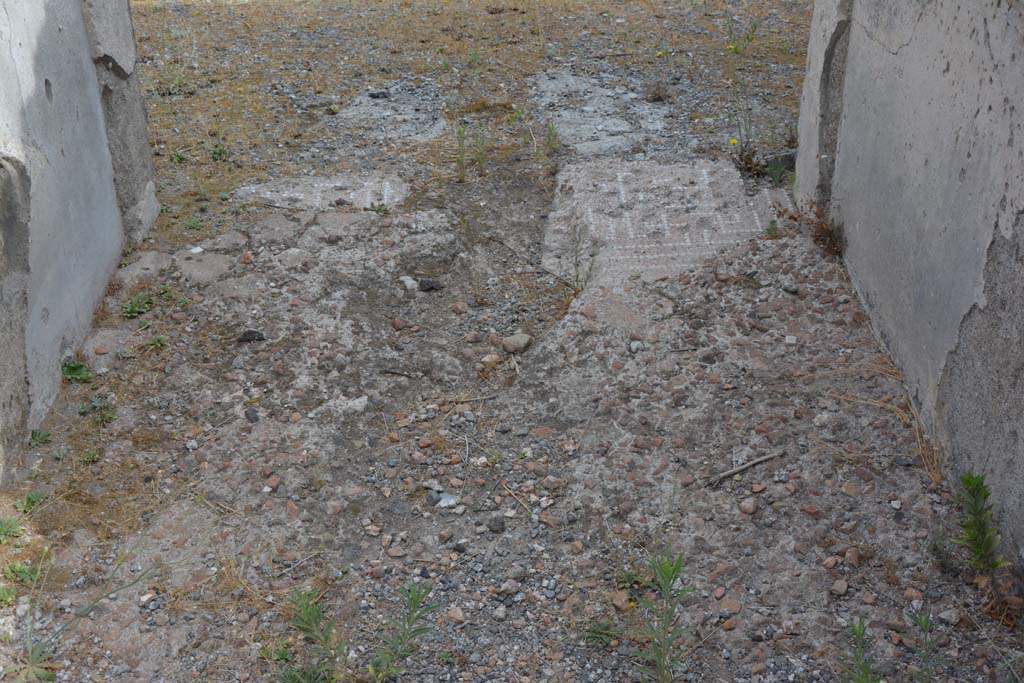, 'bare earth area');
1,1,1022,682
